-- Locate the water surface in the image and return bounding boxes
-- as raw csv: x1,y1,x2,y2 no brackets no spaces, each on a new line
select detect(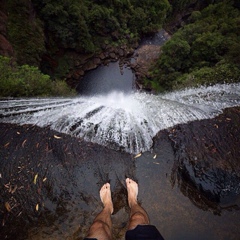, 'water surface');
0,83,240,154
76,61,135,95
